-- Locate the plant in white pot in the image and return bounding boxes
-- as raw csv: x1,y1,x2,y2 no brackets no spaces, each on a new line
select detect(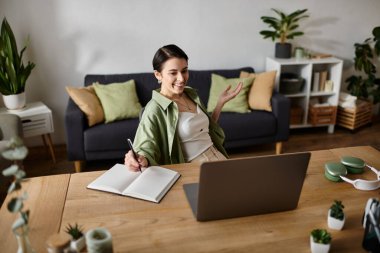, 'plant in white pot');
0,18,35,110
65,223,86,252
328,200,345,230
310,229,332,253
260,9,309,59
